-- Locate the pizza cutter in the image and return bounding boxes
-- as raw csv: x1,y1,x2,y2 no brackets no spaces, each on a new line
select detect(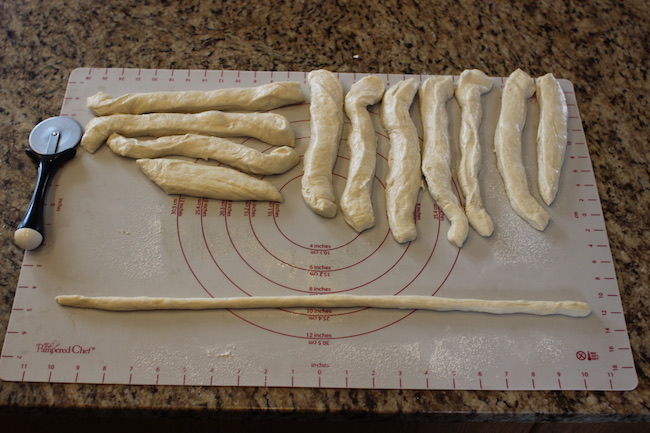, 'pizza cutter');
14,116,83,250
